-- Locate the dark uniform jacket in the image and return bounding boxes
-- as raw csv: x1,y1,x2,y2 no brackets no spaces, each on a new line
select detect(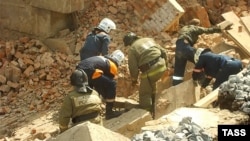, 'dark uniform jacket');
178,25,221,46
195,52,239,77
76,56,118,80
80,32,111,60
195,51,242,89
